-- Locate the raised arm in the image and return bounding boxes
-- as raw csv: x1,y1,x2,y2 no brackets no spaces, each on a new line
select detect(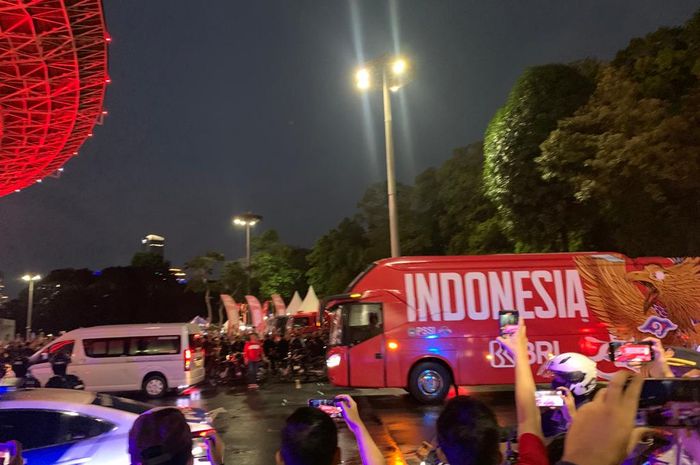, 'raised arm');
498,321,543,439
336,394,386,465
